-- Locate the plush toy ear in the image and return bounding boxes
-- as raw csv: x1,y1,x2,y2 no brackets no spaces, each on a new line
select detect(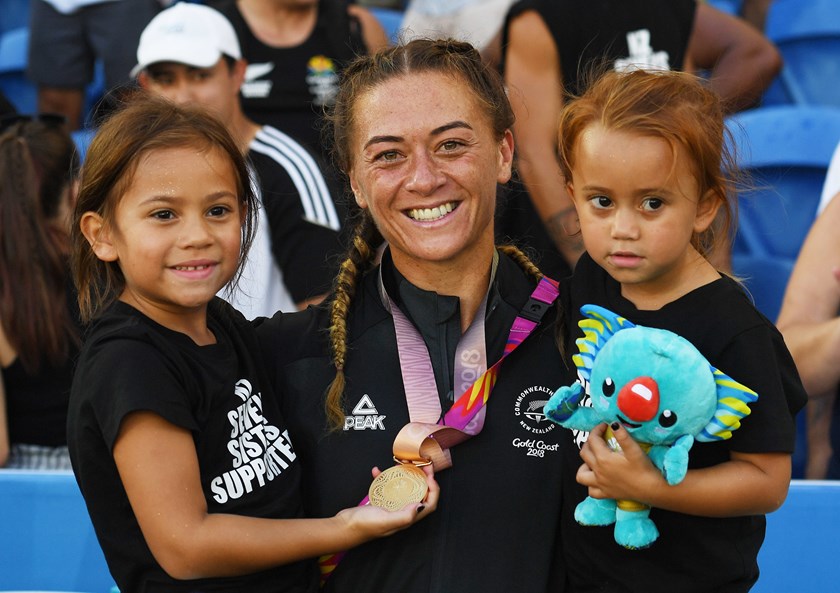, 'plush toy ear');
572,305,636,383
695,366,759,442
